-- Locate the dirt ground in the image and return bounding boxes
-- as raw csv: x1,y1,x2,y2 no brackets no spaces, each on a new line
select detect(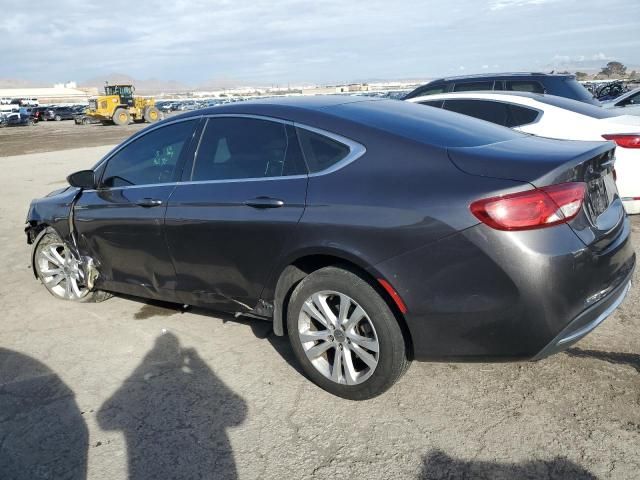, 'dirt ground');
0,128,638,479
0,117,163,157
